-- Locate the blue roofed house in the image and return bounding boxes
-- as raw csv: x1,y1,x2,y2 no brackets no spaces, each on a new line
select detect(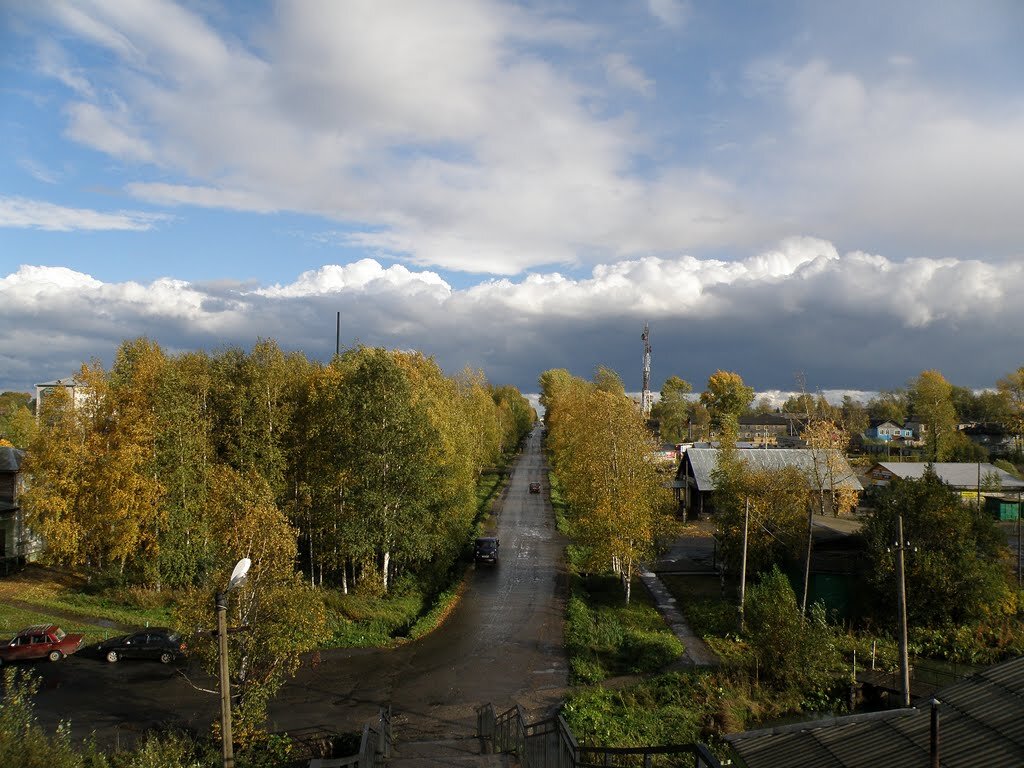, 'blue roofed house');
864,421,914,442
